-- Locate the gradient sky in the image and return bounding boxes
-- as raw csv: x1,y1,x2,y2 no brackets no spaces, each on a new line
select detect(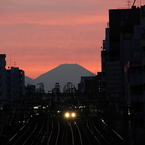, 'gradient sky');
1,0,144,79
